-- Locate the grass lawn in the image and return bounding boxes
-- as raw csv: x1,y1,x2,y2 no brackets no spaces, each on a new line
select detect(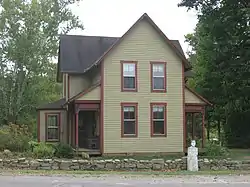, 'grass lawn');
1,169,250,177
228,149,250,160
